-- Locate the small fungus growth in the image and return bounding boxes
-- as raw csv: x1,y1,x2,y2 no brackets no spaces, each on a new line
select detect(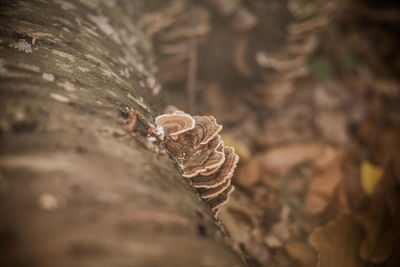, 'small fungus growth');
9,39,32,53
153,111,239,215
